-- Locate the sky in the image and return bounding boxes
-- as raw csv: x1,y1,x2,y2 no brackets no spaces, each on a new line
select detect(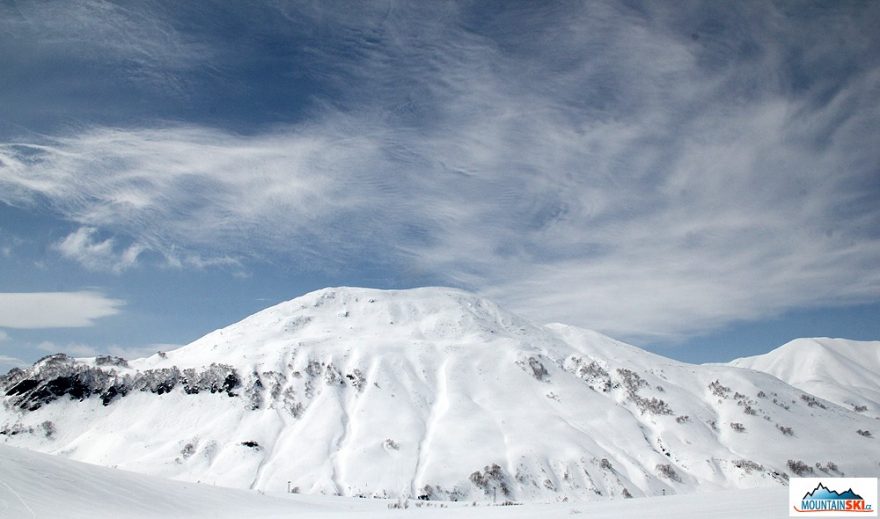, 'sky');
1,0,879,370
